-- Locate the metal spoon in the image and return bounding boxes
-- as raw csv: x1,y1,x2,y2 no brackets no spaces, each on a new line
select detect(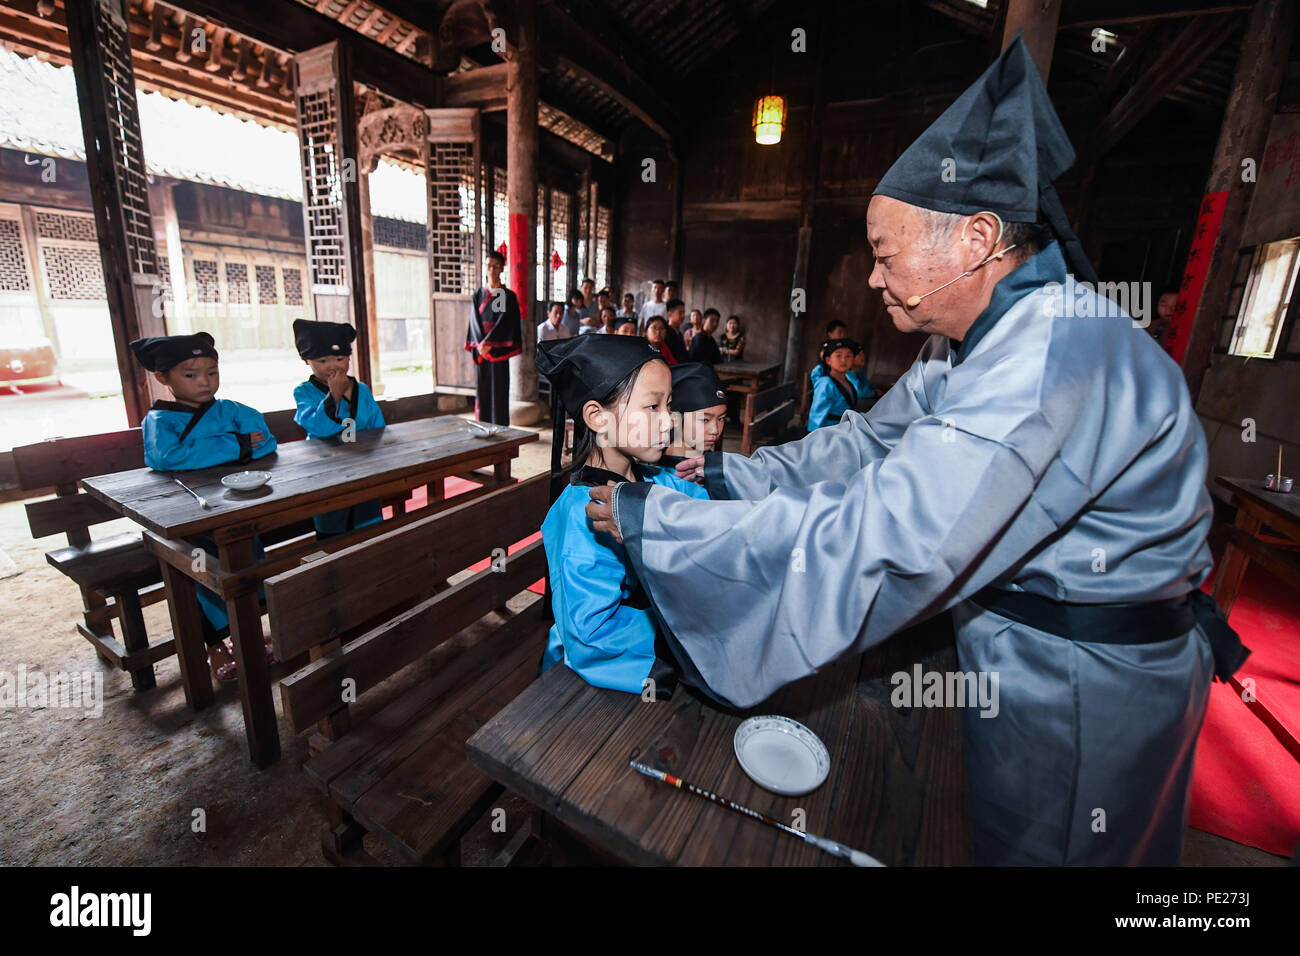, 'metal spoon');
173,477,210,509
